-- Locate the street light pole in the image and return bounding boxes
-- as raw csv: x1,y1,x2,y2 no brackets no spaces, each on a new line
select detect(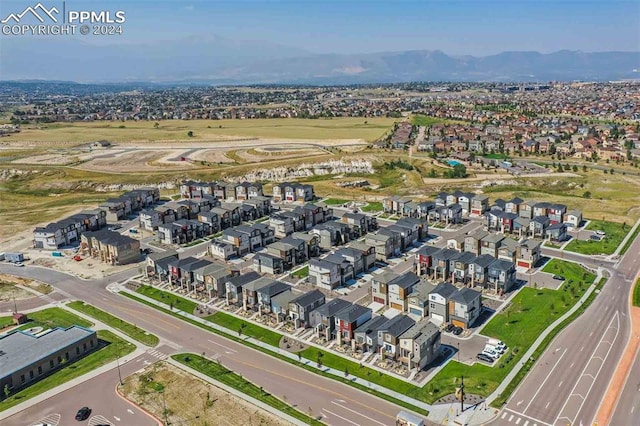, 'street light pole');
161,390,169,426
115,355,123,386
